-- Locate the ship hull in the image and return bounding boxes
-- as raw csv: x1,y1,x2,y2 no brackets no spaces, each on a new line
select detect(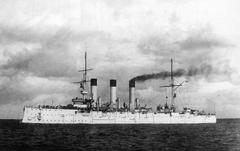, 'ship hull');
22,107,216,124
